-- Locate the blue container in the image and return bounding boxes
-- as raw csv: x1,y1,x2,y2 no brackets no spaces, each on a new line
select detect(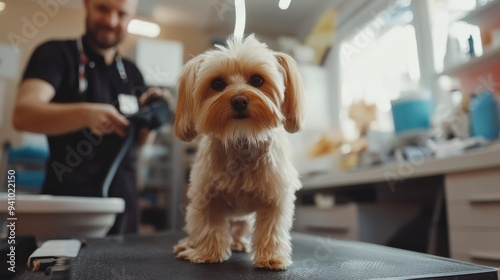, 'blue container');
470,92,500,140
391,98,432,134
